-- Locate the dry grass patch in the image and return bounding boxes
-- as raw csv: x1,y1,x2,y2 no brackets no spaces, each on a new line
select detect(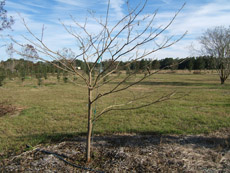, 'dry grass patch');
0,101,24,117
